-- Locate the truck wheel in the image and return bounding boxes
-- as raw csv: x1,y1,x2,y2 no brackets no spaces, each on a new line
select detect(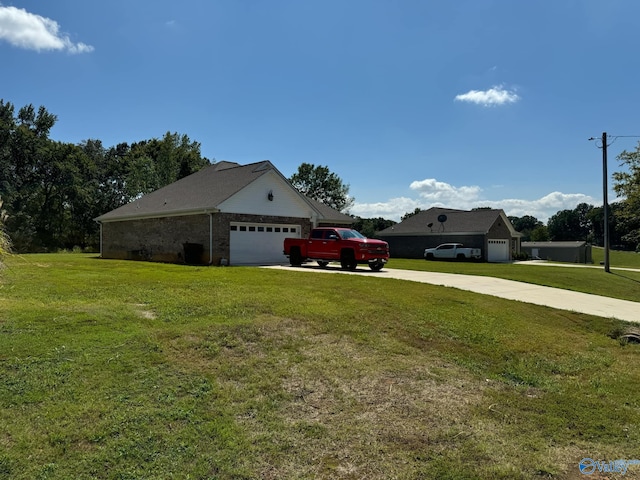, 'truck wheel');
456,253,465,260
340,251,357,271
290,248,302,267
426,253,434,260
369,261,384,271
317,261,329,268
